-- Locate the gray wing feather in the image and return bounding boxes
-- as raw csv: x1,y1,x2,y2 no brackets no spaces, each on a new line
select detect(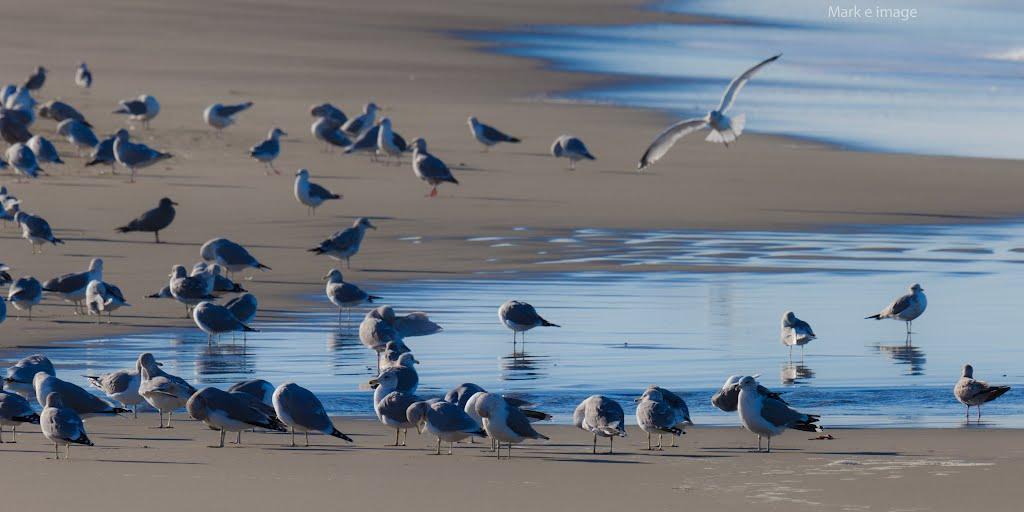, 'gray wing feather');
638,118,707,169
759,397,809,428
717,54,780,113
